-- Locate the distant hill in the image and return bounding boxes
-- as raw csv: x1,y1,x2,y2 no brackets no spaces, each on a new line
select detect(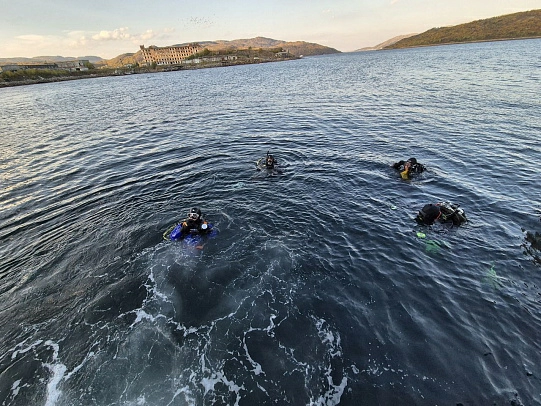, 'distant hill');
385,9,541,49
104,53,141,68
191,37,285,49
278,40,340,56
354,34,417,51
175,37,340,57
0,55,104,65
